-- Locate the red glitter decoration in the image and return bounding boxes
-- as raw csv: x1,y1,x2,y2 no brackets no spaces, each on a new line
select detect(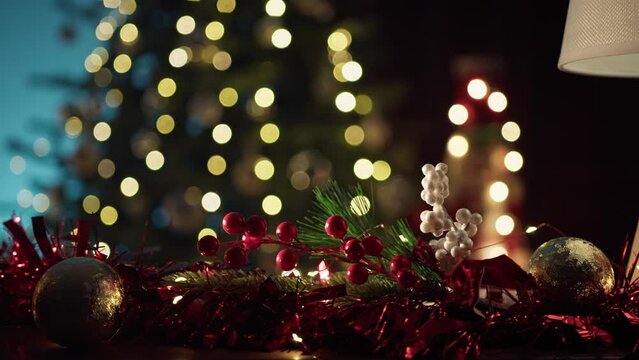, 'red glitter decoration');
324,215,348,239
244,215,267,238
224,247,247,268
275,222,298,243
276,249,298,271
361,235,384,256
222,212,245,235
344,238,365,261
347,263,369,284
197,235,219,256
